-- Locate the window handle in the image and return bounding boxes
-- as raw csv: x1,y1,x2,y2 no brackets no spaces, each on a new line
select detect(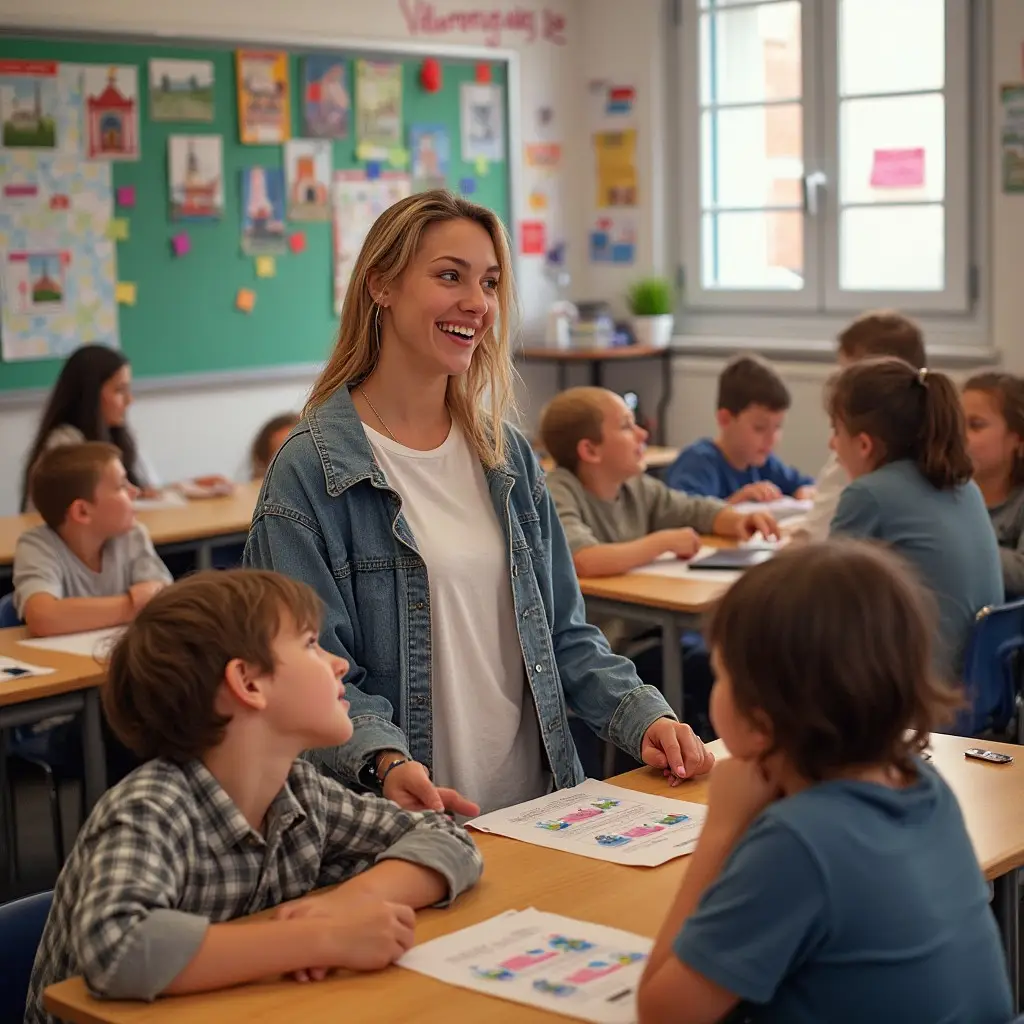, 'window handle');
802,172,828,216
